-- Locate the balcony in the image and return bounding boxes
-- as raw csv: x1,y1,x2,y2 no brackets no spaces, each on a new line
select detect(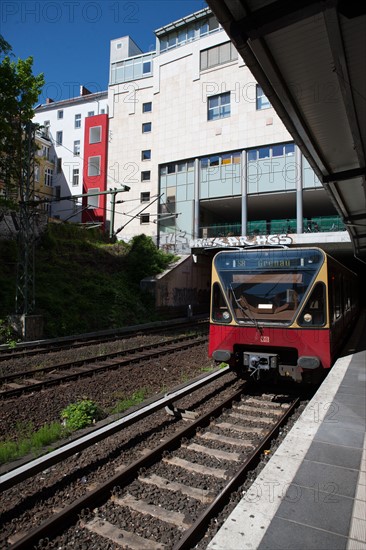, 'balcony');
200,216,346,238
